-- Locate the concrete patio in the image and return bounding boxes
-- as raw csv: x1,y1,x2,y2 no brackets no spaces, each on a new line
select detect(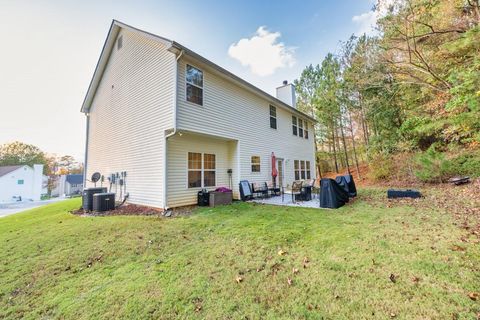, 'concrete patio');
249,194,322,208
